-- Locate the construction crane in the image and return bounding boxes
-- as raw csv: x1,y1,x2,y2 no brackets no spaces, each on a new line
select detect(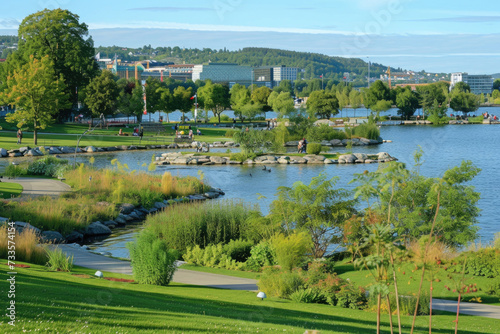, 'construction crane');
387,66,392,89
